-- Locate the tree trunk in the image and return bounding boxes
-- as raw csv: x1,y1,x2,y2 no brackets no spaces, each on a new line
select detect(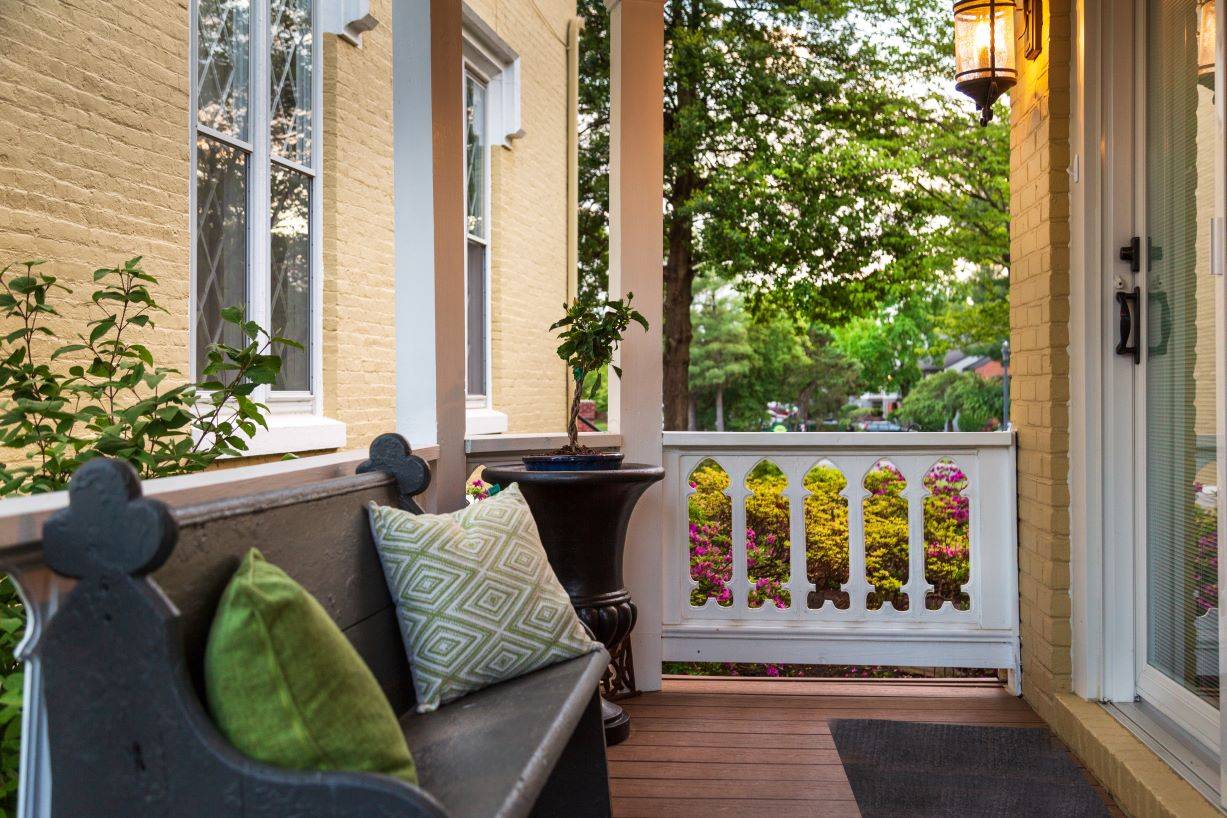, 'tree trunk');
663,204,695,431
715,385,725,432
687,395,697,431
